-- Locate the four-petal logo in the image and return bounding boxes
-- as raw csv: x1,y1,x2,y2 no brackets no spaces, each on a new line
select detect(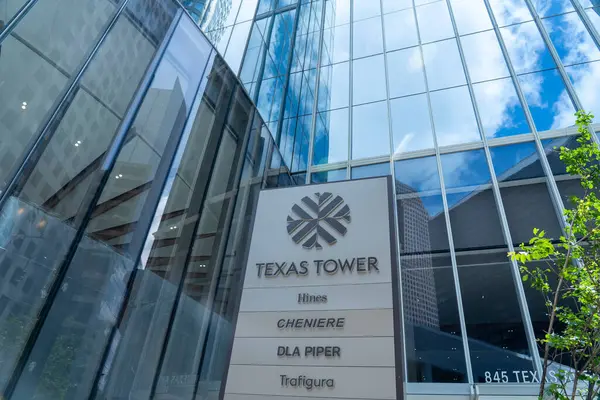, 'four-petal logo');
286,192,351,250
